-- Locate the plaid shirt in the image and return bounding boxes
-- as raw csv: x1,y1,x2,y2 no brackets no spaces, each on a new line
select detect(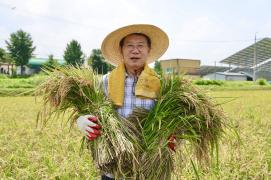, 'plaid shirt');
103,73,155,118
